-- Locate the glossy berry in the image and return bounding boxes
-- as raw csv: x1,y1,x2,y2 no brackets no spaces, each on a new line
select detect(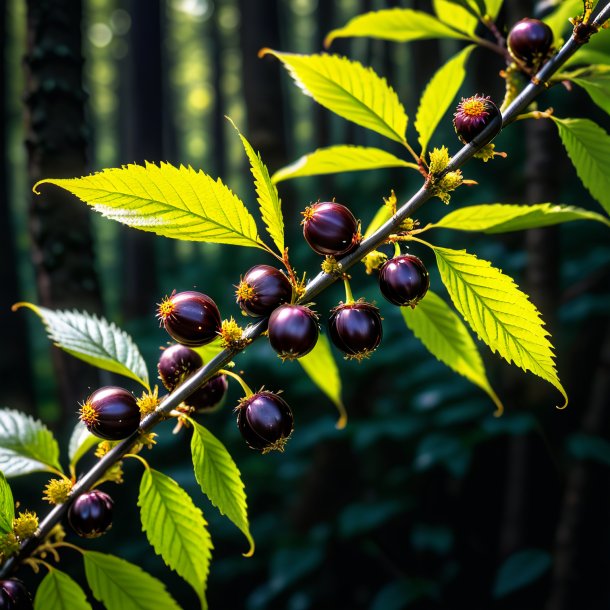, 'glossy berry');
158,344,203,390
79,386,140,441
328,302,383,360
0,580,32,610
236,265,292,317
302,202,361,256
268,304,319,360
157,291,221,347
68,489,114,538
453,95,501,144
508,18,553,69
186,374,229,412
237,391,293,452
379,255,430,307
